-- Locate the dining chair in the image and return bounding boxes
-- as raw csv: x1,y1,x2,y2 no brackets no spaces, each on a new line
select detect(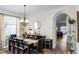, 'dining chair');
26,35,30,38
8,37,14,52
8,34,17,53
12,38,19,54
36,36,46,48
37,38,44,53
31,38,44,54
11,34,17,38
17,39,28,54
